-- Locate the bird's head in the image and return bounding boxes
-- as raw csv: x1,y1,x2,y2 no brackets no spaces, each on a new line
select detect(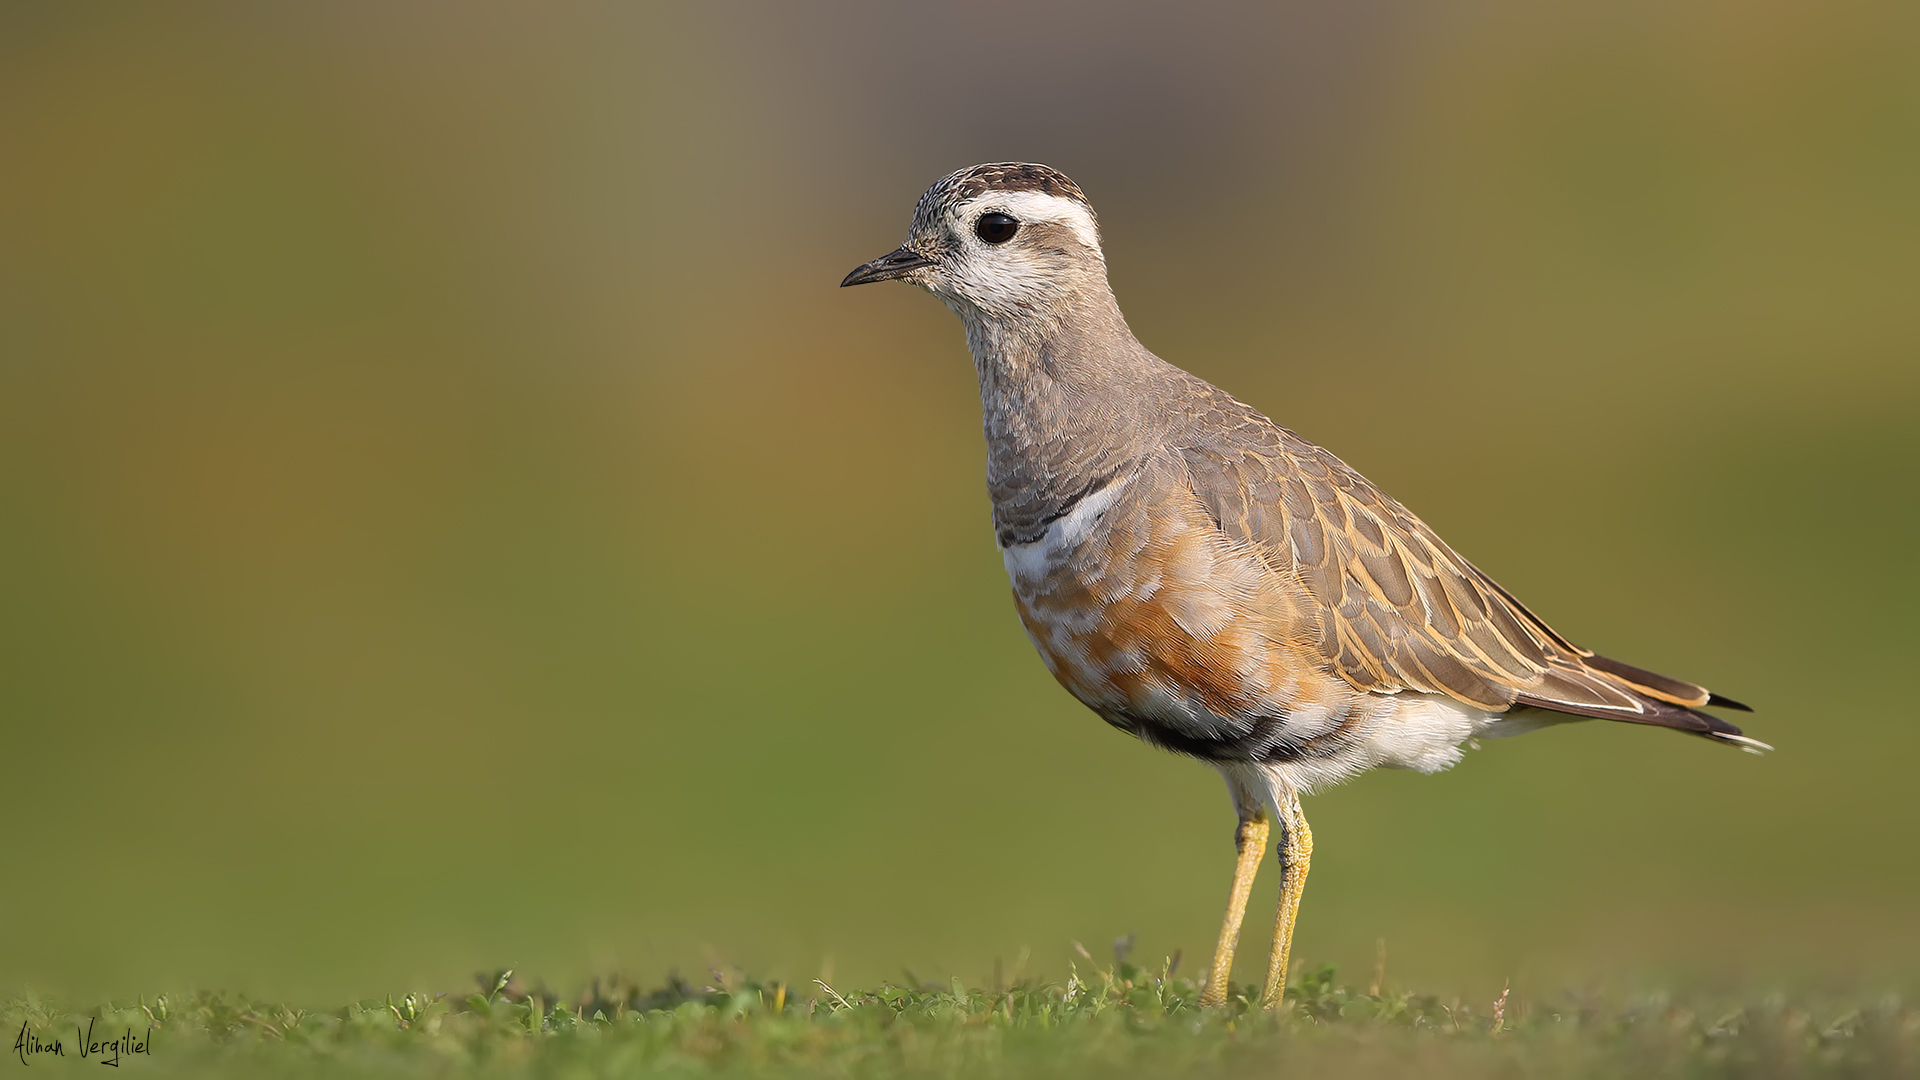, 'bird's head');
841,163,1109,325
